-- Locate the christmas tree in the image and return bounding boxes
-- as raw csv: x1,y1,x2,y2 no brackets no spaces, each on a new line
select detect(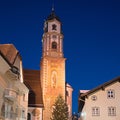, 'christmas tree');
51,95,69,120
